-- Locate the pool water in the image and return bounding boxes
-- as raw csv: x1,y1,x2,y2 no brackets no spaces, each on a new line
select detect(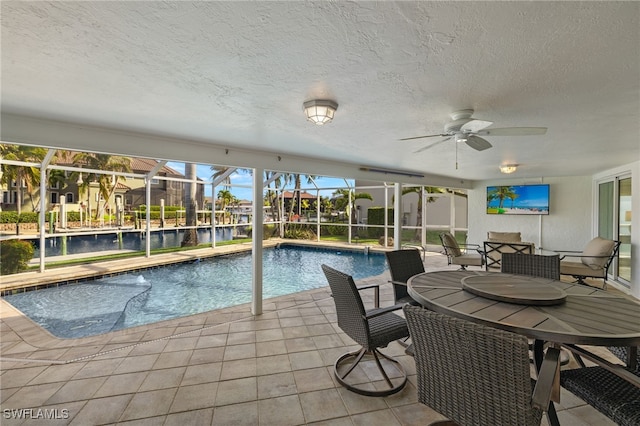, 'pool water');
3,245,387,338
